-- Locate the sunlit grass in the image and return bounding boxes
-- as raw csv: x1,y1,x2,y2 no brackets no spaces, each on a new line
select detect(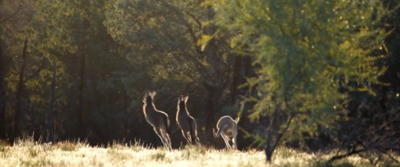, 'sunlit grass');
0,138,398,167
